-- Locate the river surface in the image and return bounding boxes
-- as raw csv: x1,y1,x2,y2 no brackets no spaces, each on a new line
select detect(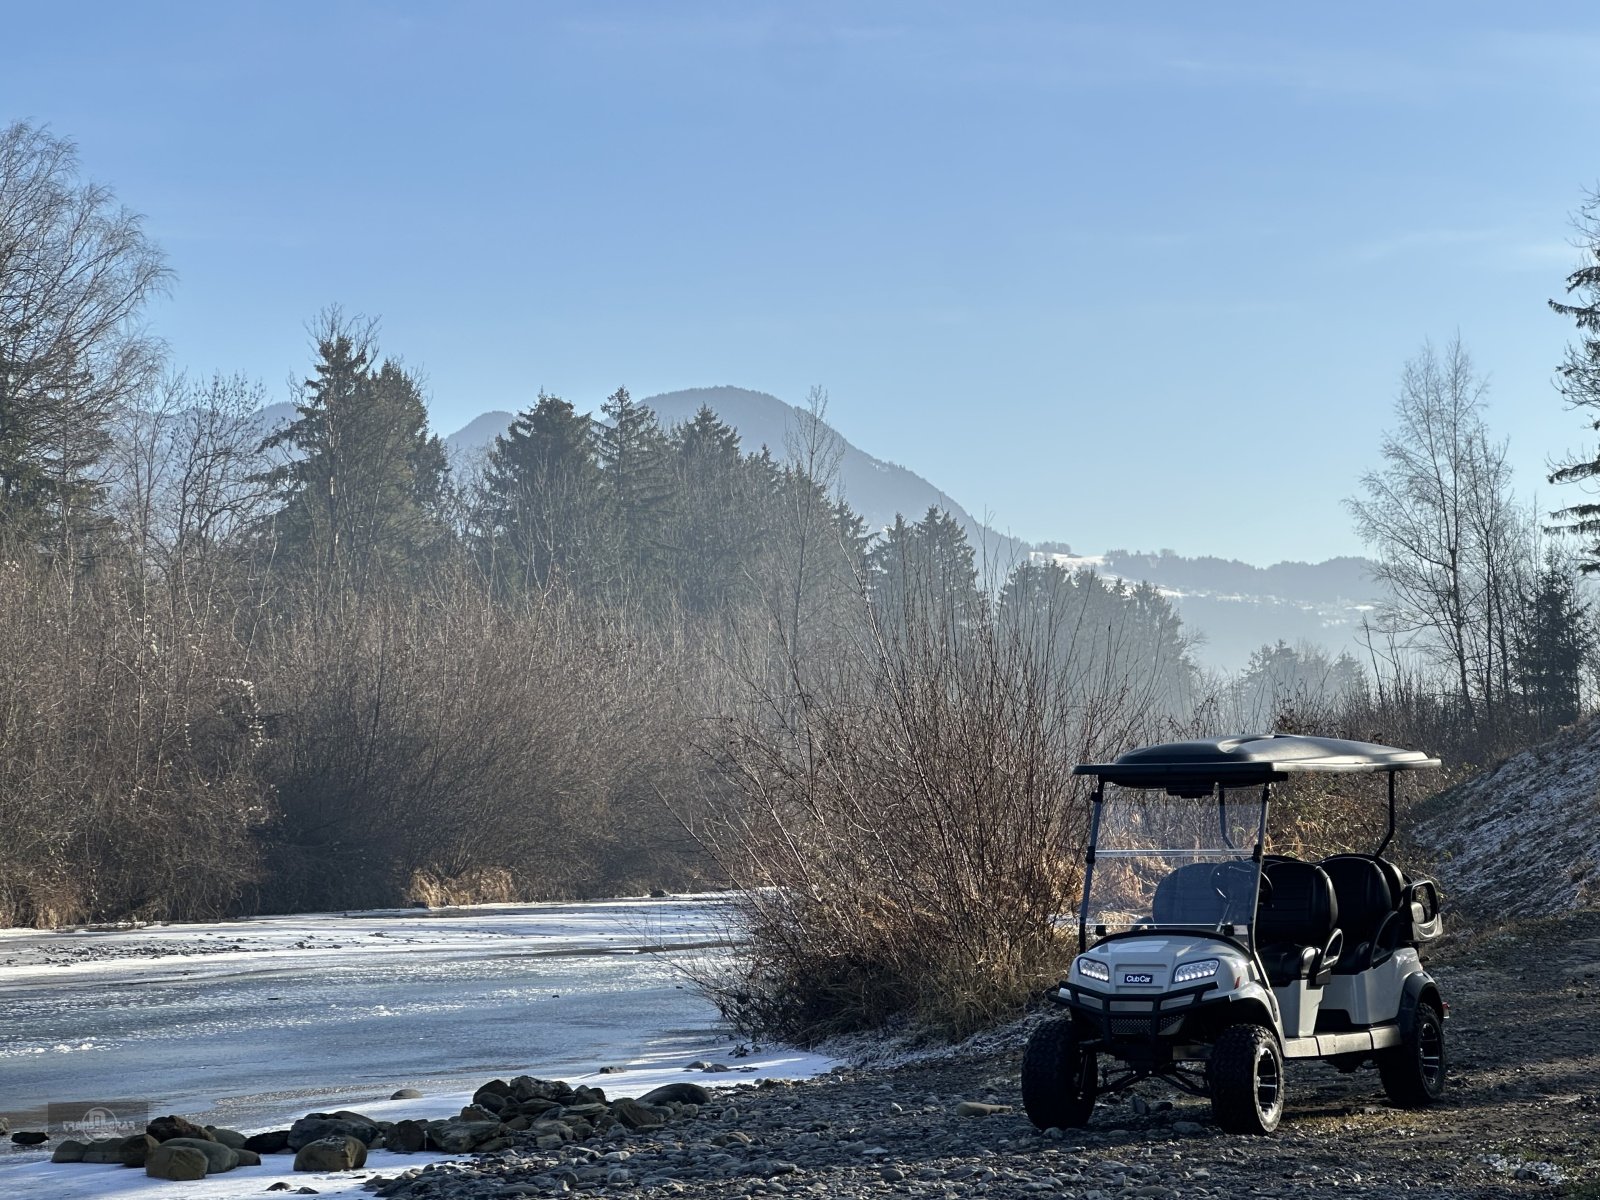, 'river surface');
0,896,824,1195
